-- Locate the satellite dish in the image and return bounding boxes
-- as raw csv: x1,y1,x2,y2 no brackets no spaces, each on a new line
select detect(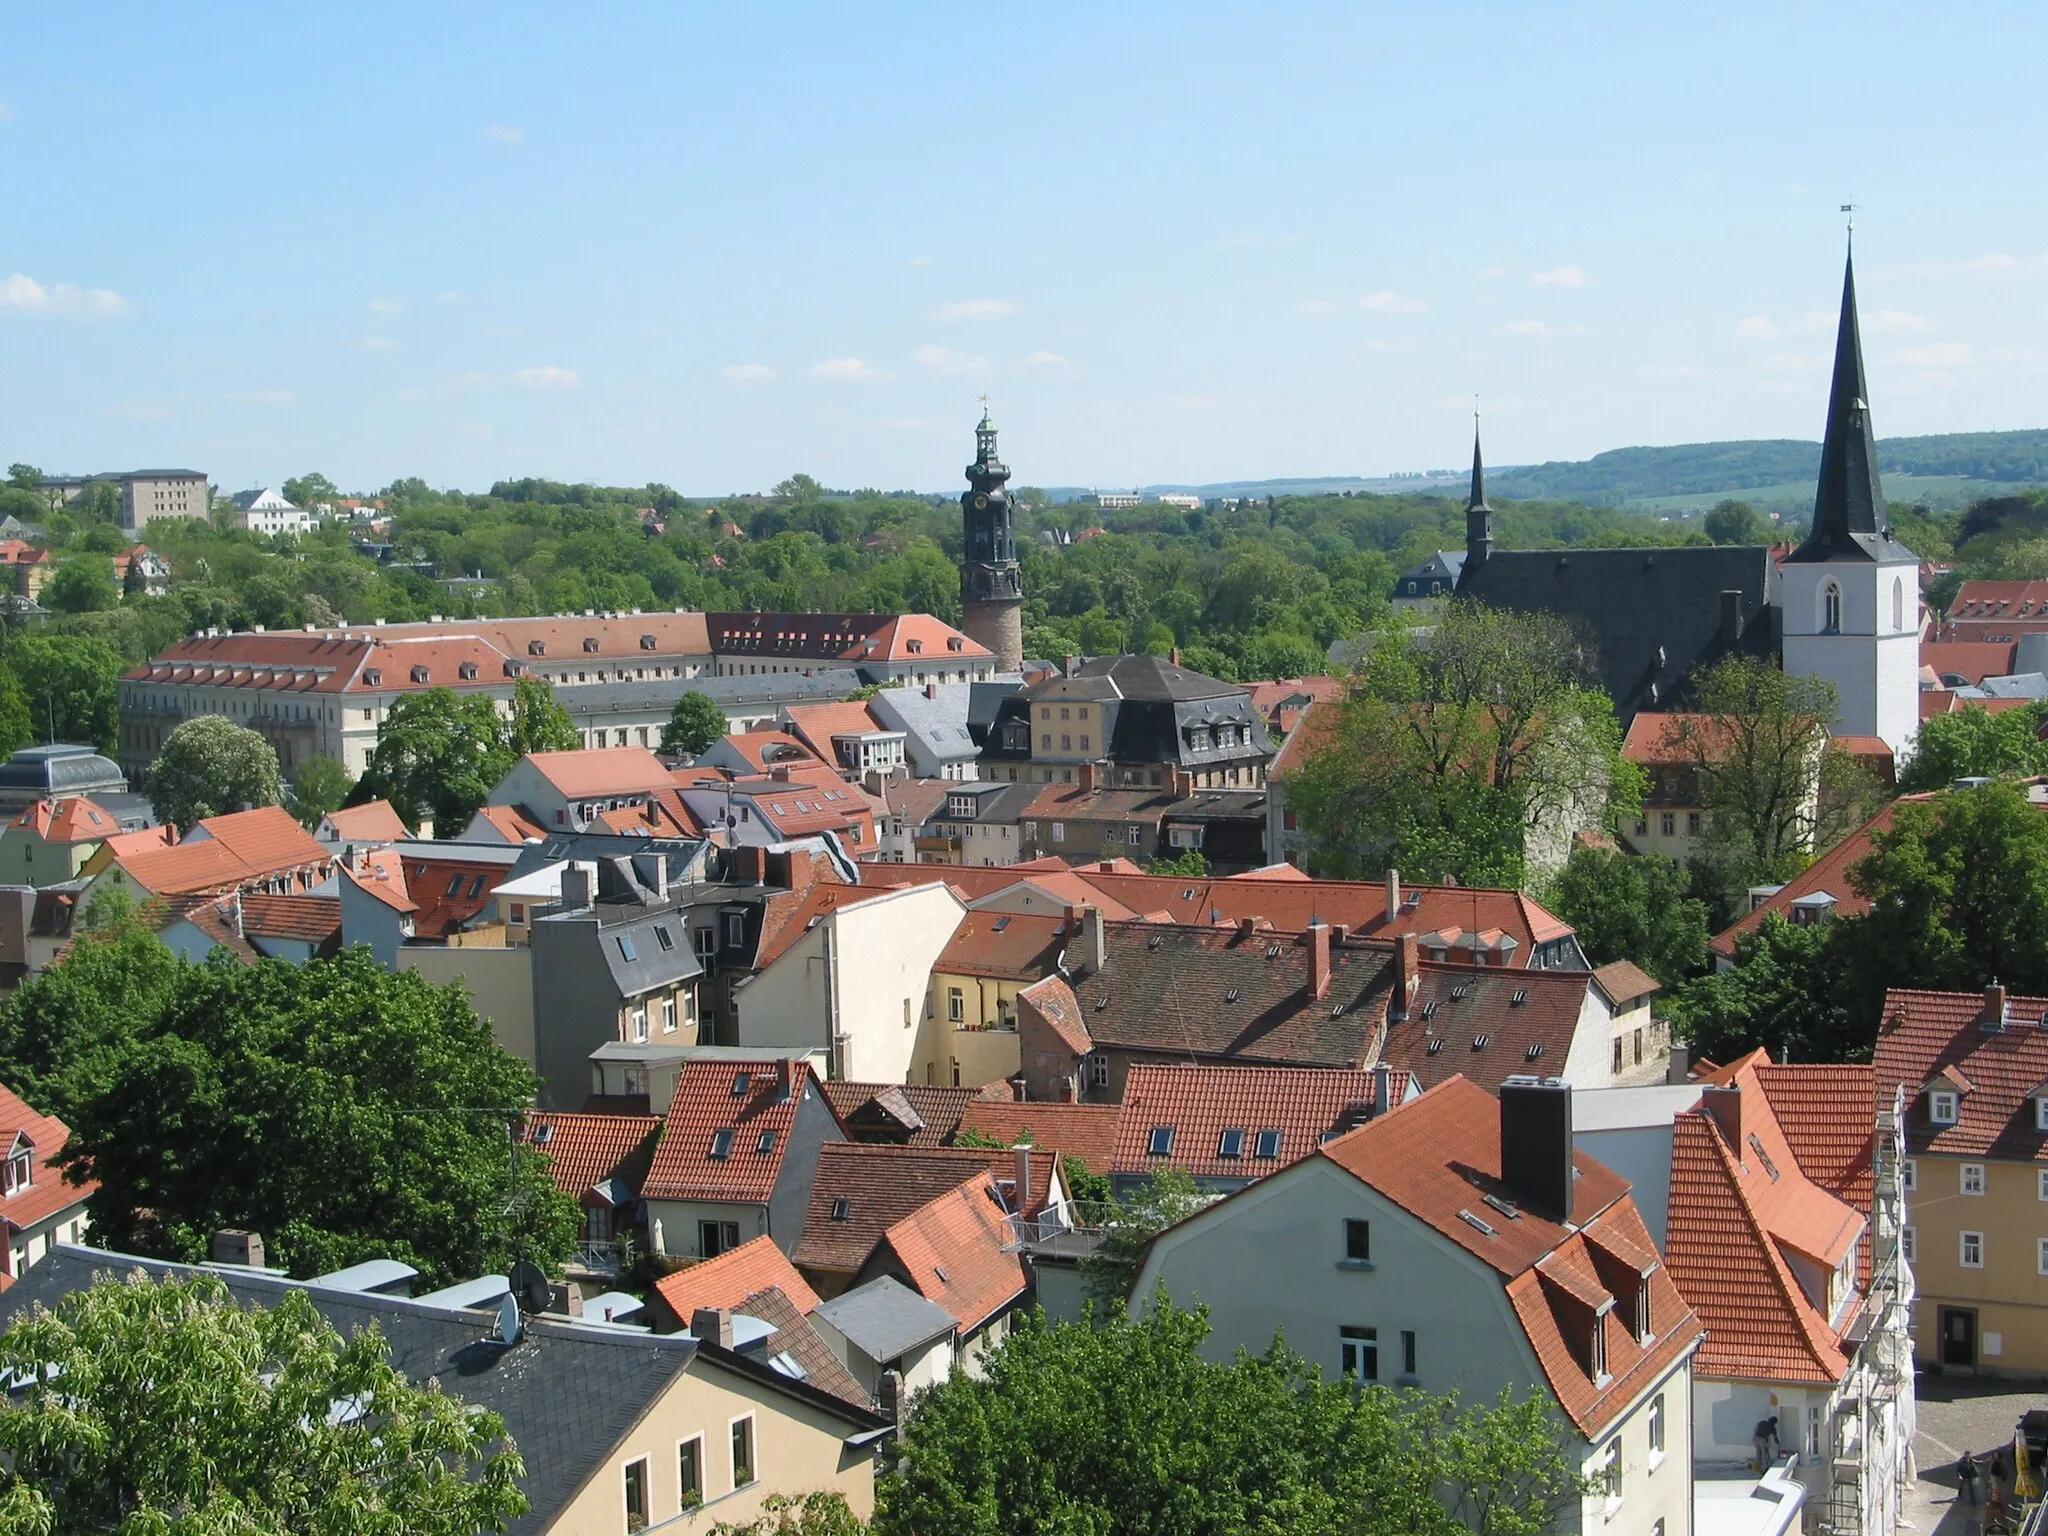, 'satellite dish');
509,1259,552,1316
493,1292,523,1346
